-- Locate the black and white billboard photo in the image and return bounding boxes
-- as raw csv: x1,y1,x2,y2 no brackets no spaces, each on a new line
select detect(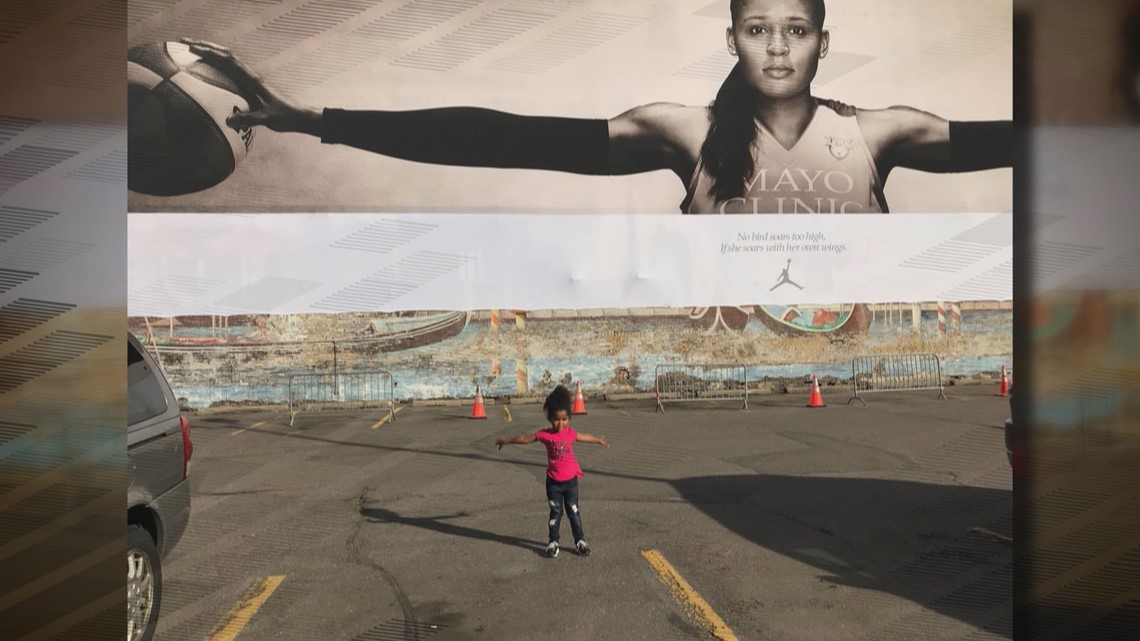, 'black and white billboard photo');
127,0,1011,214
